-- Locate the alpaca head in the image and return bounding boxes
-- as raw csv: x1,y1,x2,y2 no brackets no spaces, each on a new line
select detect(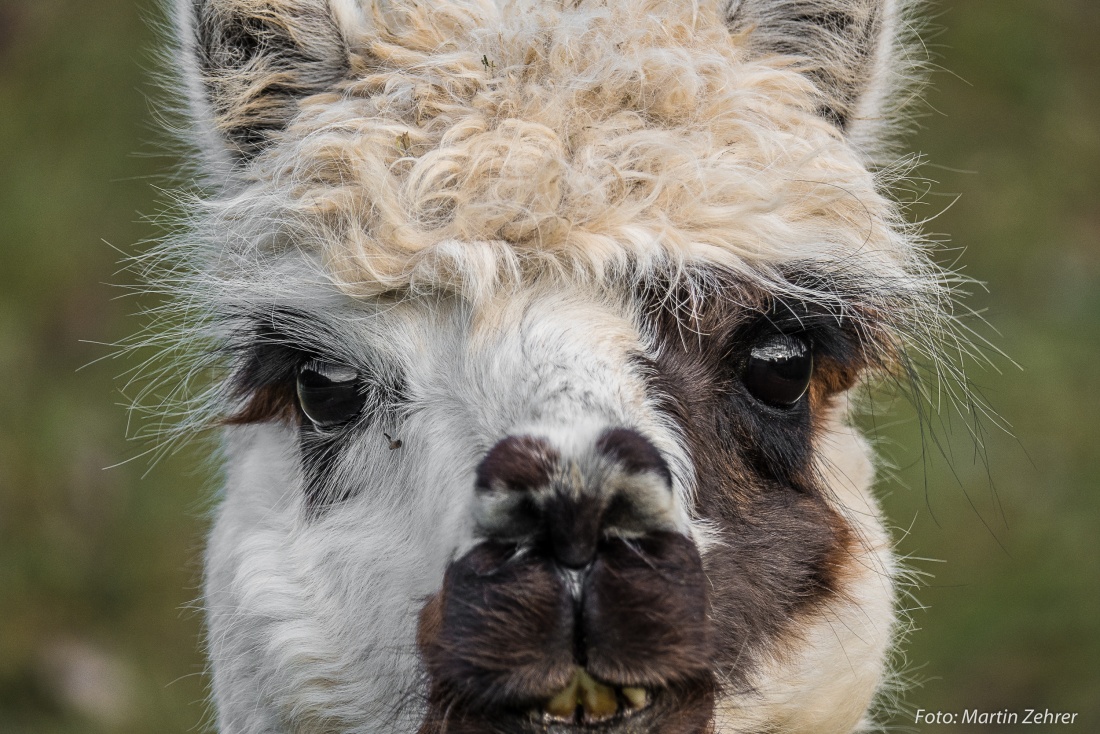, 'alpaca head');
161,1,946,732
